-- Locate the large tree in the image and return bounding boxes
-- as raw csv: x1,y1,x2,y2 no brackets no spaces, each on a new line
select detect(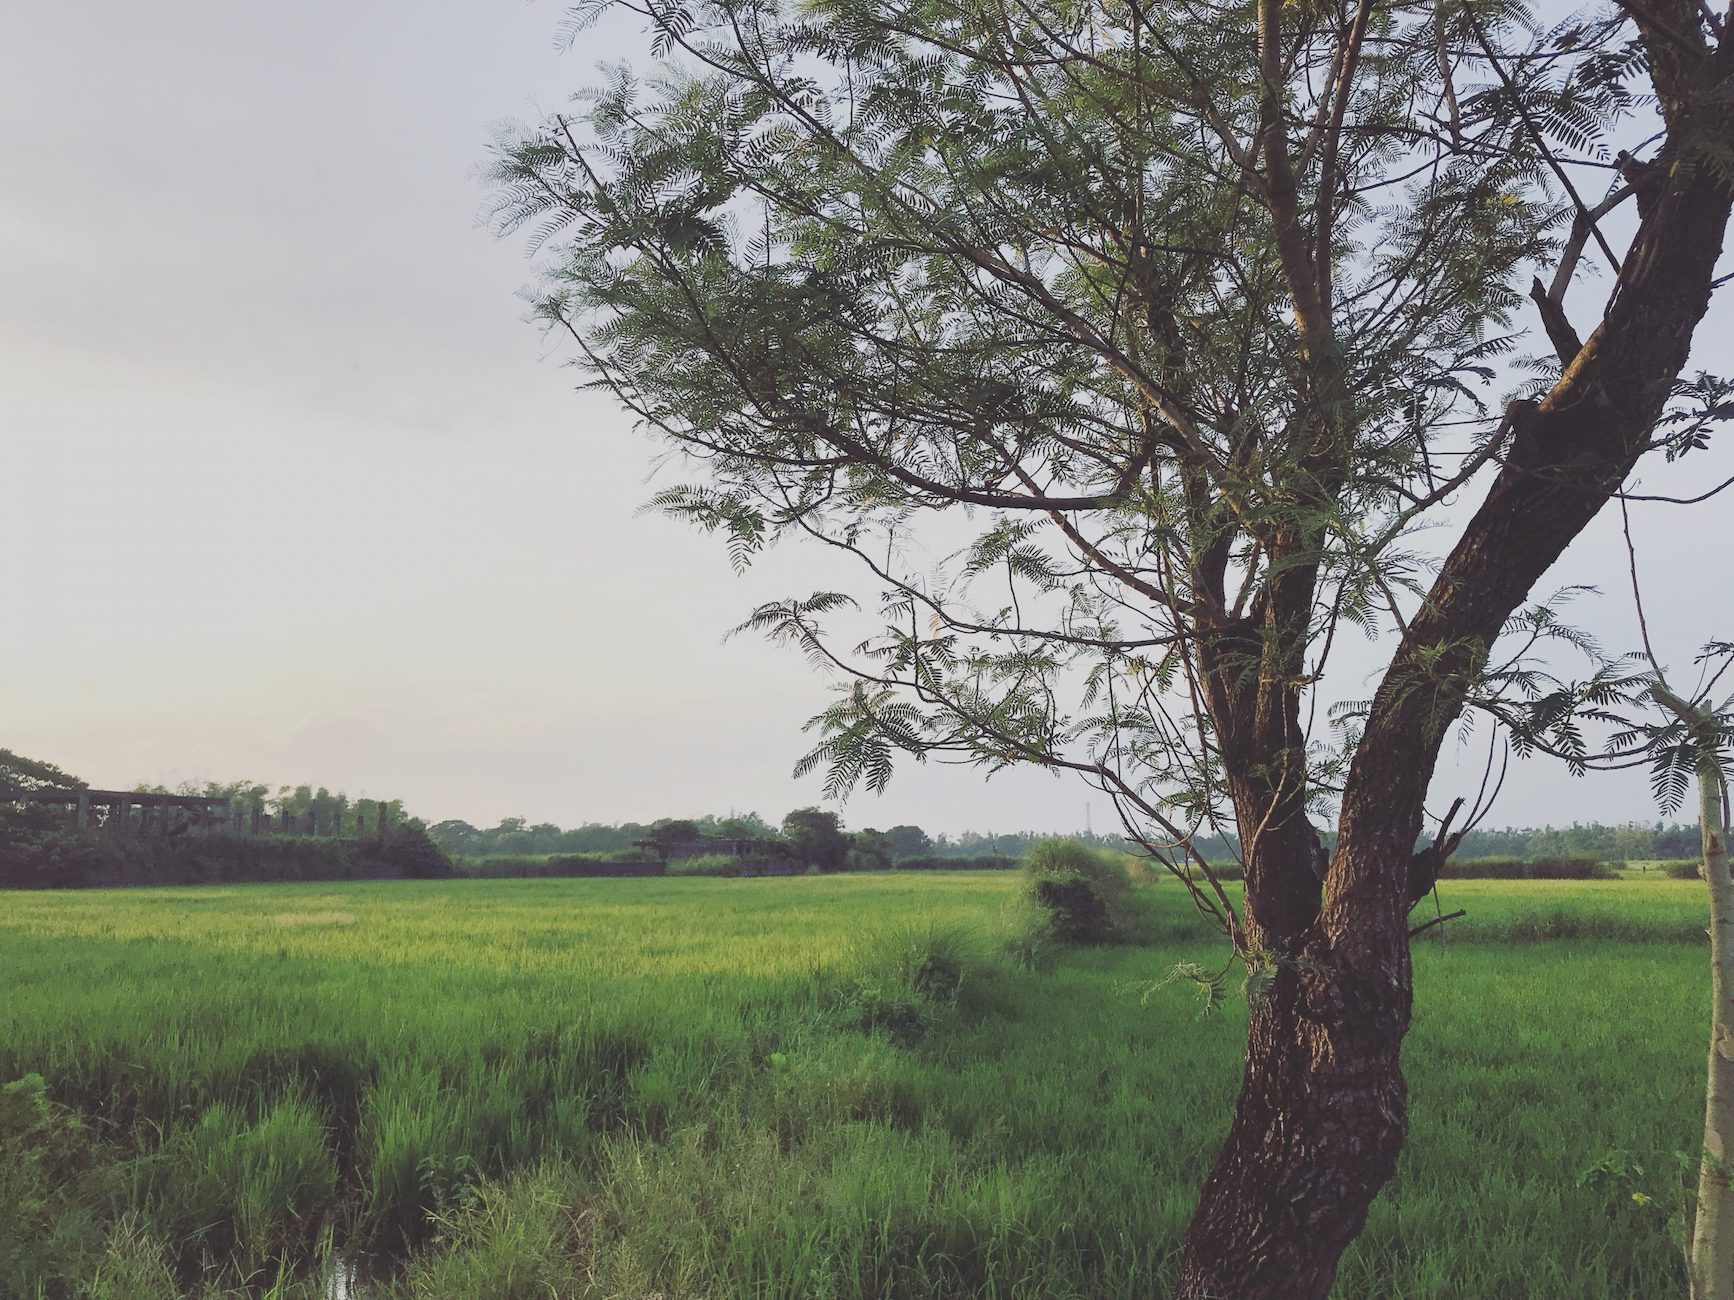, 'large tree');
490,0,1733,1290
